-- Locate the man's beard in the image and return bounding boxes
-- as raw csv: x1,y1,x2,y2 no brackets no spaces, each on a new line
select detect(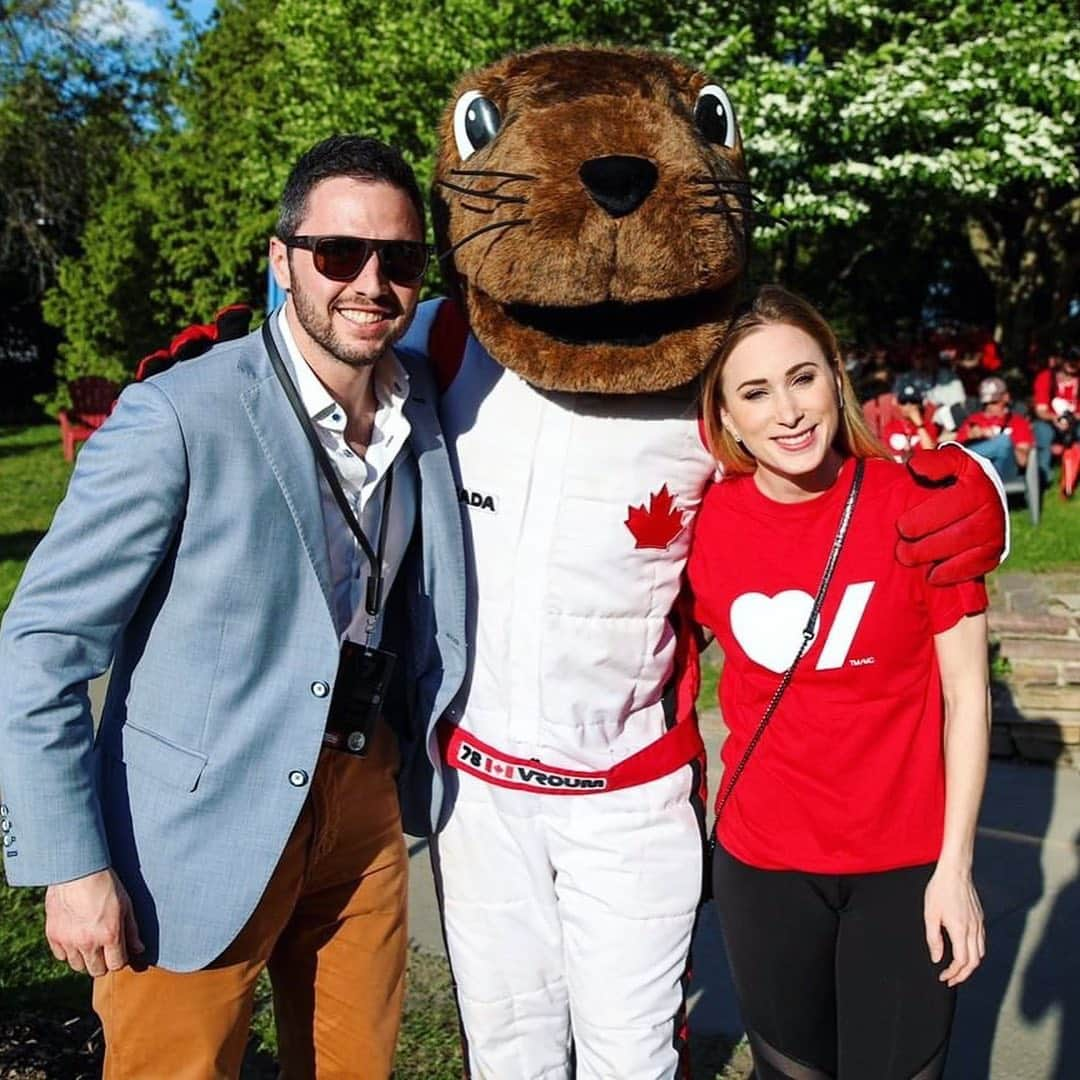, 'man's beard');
291,277,401,368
